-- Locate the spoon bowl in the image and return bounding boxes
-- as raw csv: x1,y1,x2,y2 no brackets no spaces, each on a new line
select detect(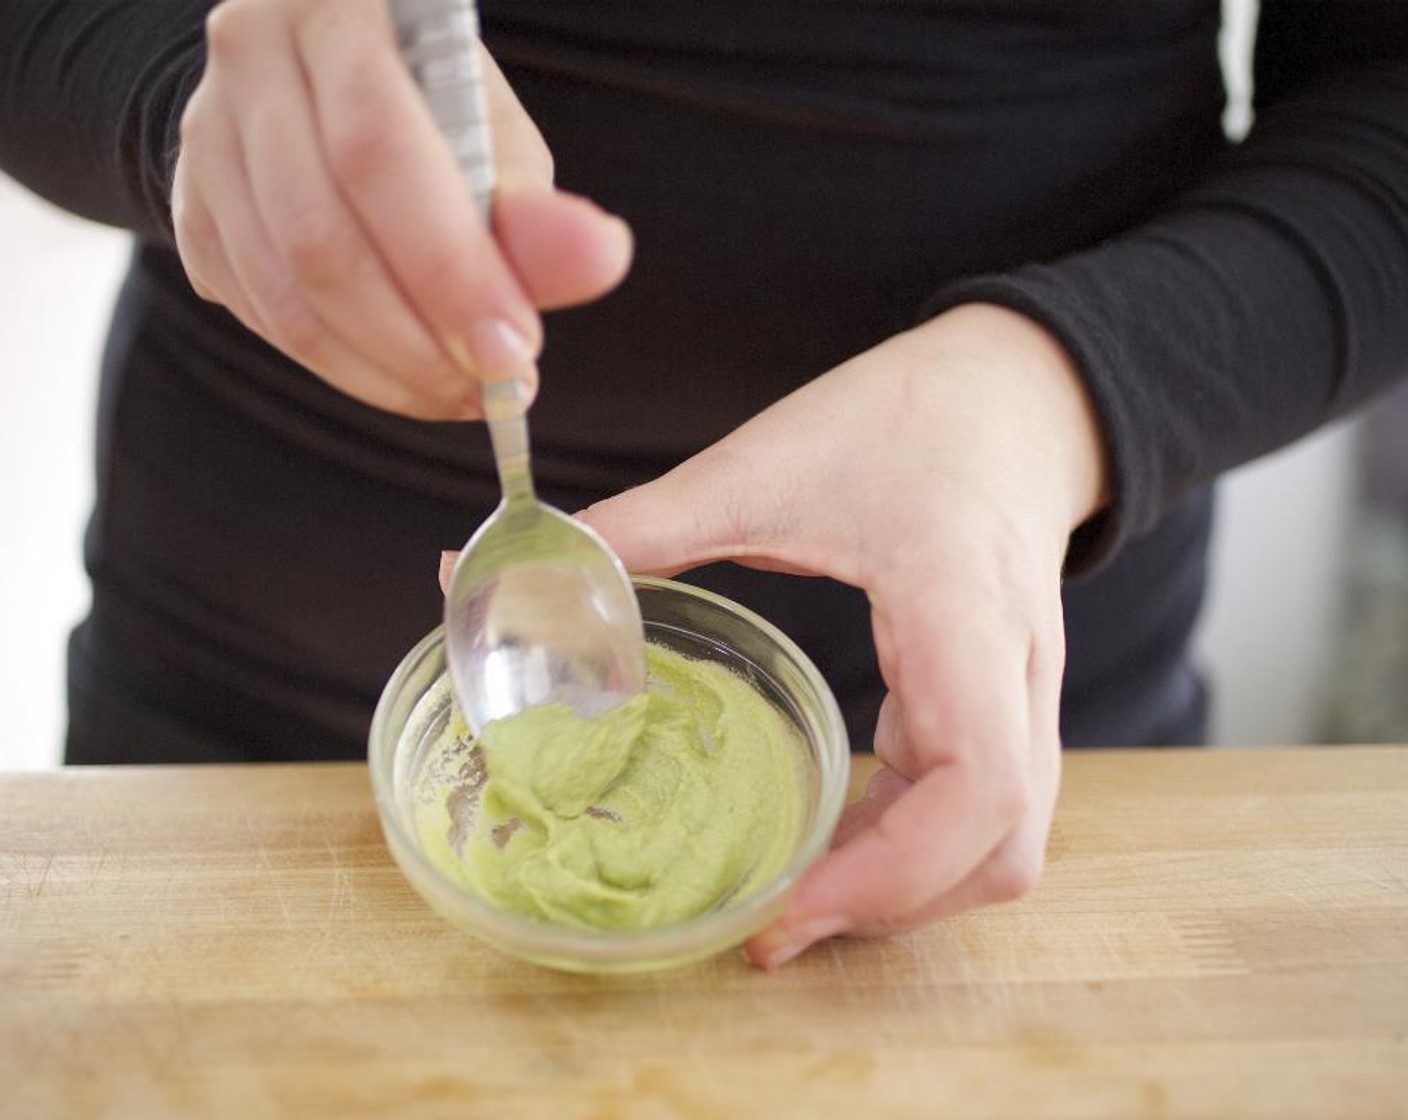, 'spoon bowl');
444,488,645,734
